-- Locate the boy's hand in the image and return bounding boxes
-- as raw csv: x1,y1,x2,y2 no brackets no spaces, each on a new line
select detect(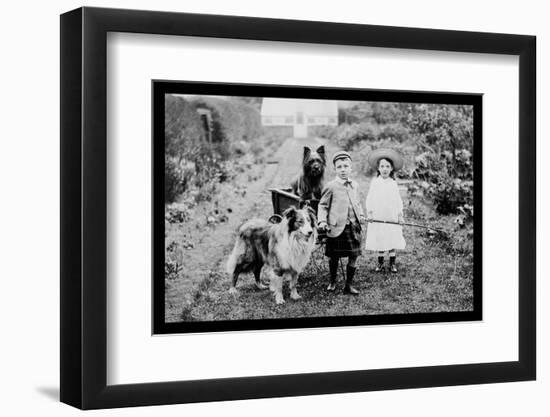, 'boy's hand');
359,215,367,224
366,212,374,221
318,222,328,232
